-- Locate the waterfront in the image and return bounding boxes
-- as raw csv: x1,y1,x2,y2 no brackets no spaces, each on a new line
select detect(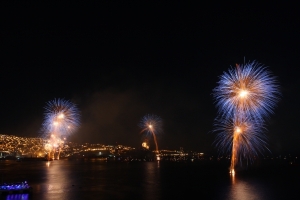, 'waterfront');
1,159,300,200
